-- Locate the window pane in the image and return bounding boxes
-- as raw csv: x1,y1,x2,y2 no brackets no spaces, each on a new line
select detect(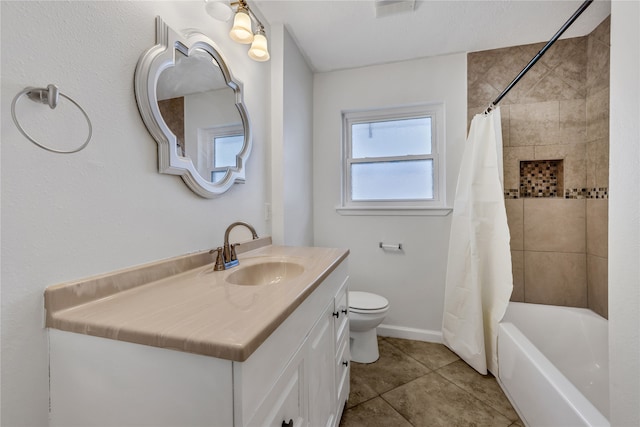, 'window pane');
351,160,434,200
211,170,227,182
214,135,244,167
352,117,431,158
